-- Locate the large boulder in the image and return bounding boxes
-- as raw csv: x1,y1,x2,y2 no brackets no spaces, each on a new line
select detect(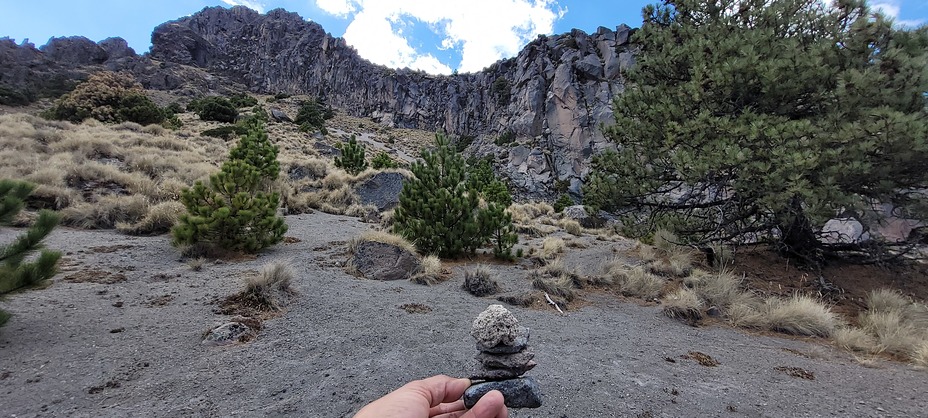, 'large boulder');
355,172,405,211
820,218,869,244
351,240,420,281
